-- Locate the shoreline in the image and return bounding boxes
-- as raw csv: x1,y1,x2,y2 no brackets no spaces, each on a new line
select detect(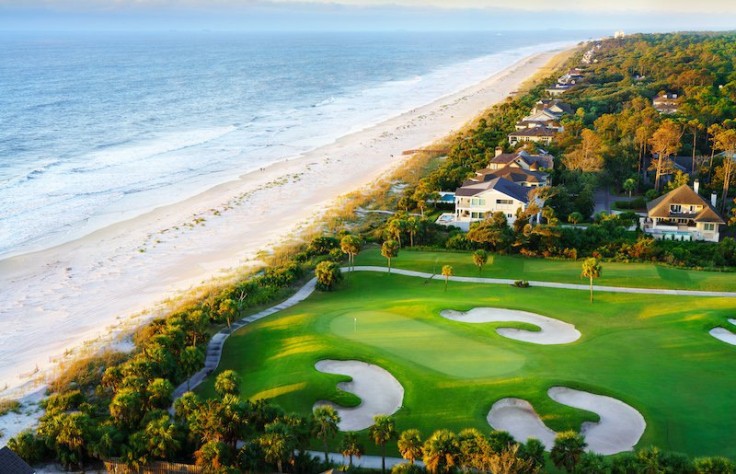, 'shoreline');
0,43,575,410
